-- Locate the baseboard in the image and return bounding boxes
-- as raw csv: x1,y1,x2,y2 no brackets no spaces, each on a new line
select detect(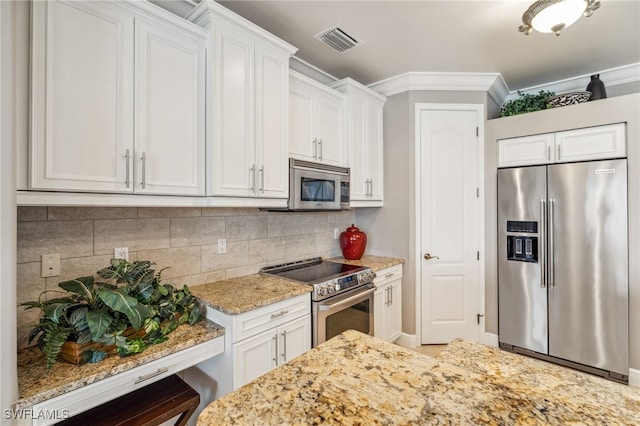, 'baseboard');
482,332,499,347
629,368,640,388
394,333,418,348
